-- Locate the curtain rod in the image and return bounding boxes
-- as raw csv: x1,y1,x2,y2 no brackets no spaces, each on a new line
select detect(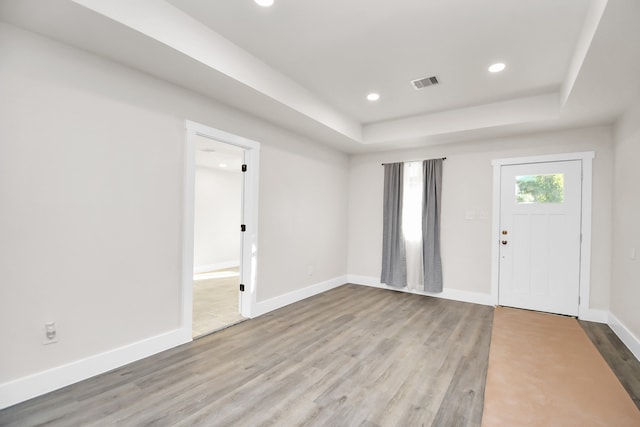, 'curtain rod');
381,157,446,166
